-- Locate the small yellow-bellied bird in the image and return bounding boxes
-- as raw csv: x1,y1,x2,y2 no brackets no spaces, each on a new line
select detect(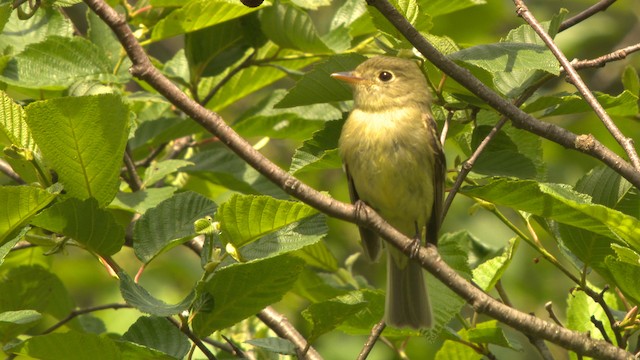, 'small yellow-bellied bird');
332,56,445,329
